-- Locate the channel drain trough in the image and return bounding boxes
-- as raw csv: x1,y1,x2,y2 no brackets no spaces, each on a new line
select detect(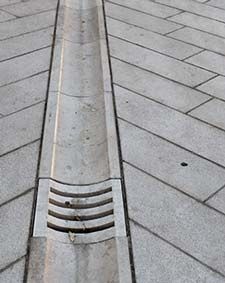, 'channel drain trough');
27,0,132,282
